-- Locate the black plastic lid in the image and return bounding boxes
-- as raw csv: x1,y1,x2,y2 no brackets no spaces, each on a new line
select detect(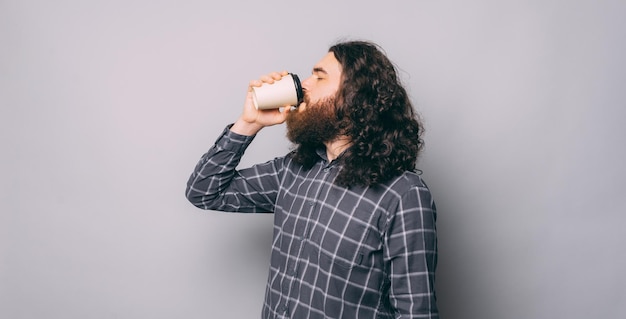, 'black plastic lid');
290,73,304,105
